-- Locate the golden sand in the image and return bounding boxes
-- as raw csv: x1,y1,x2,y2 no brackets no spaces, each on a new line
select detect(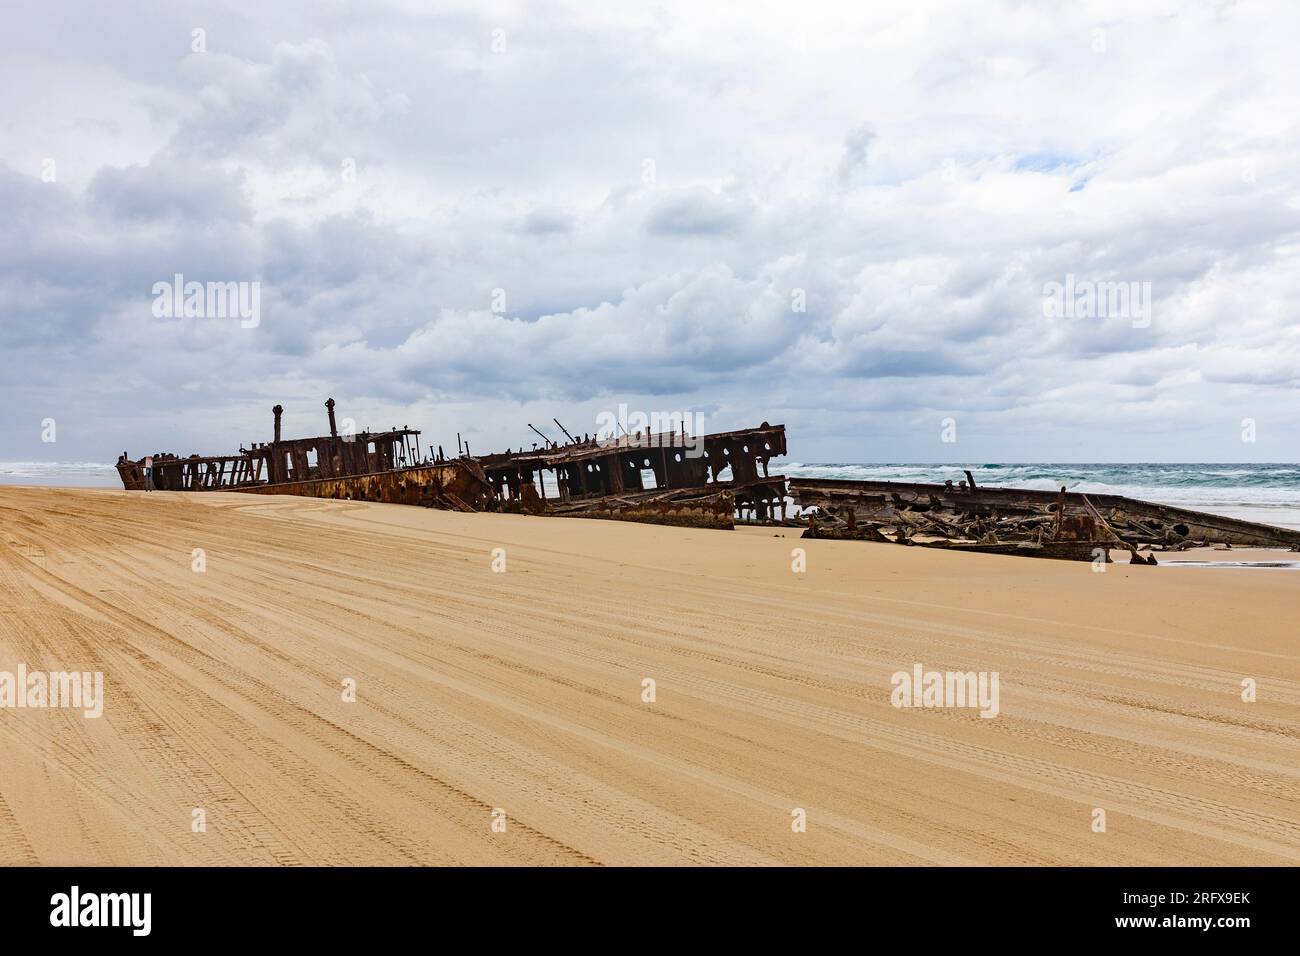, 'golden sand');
1,486,1297,865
